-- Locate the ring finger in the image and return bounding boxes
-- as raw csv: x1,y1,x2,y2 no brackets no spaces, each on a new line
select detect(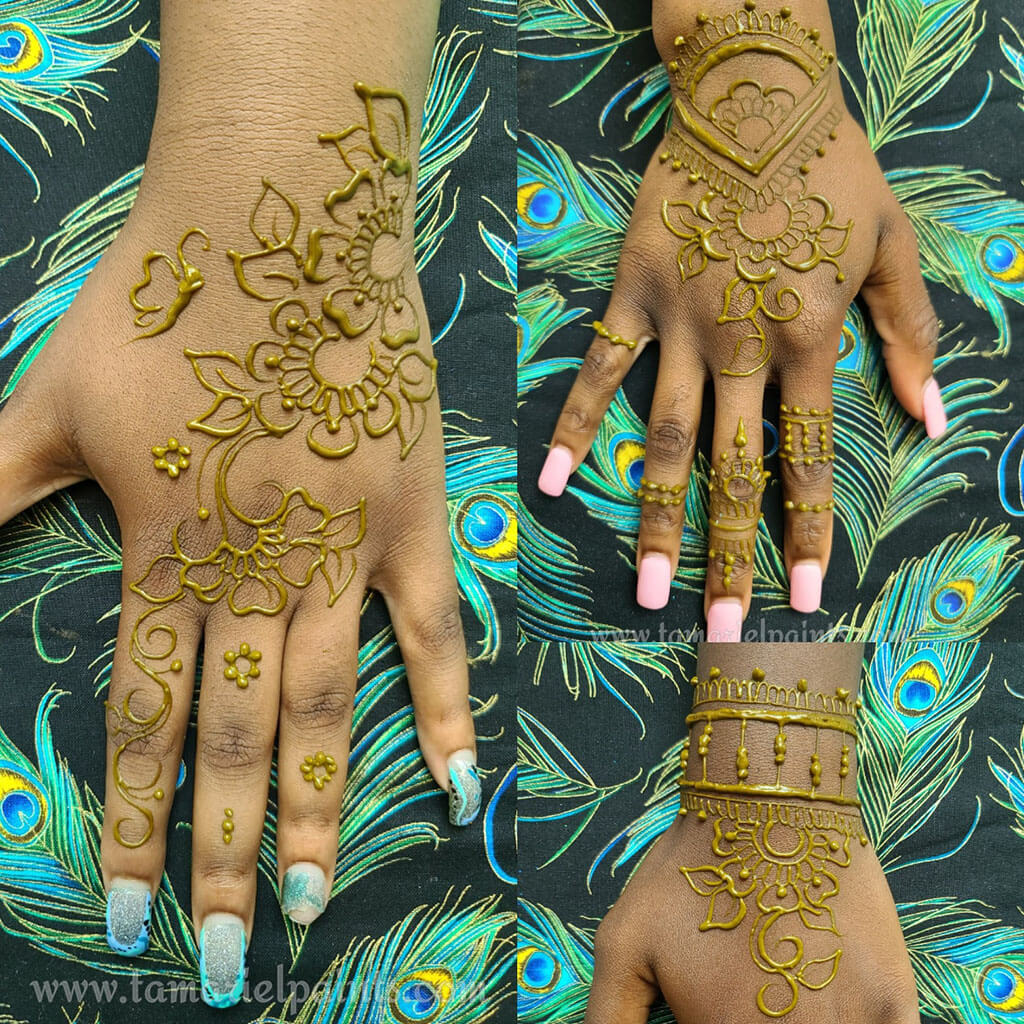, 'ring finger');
191,611,285,1008
779,364,836,615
